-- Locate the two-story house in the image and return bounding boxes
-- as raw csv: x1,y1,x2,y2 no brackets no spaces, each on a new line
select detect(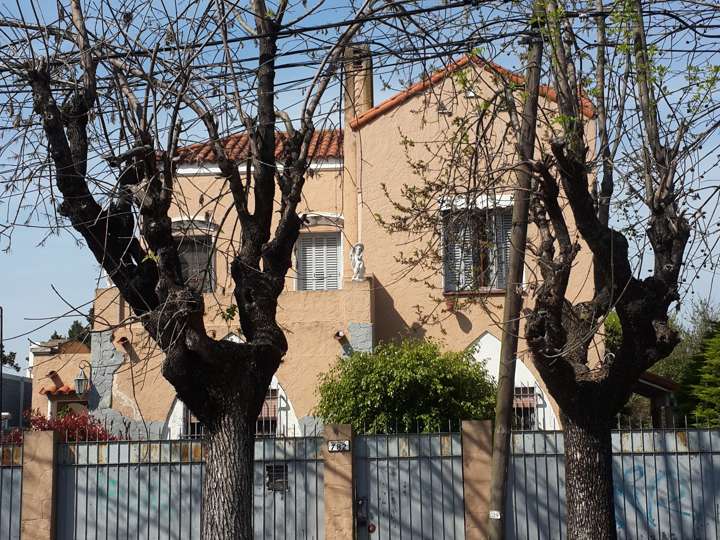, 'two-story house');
32,51,673,438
